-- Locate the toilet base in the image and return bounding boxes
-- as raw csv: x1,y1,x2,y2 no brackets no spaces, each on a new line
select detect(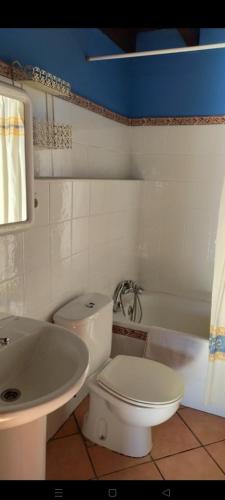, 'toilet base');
82,391,152,458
